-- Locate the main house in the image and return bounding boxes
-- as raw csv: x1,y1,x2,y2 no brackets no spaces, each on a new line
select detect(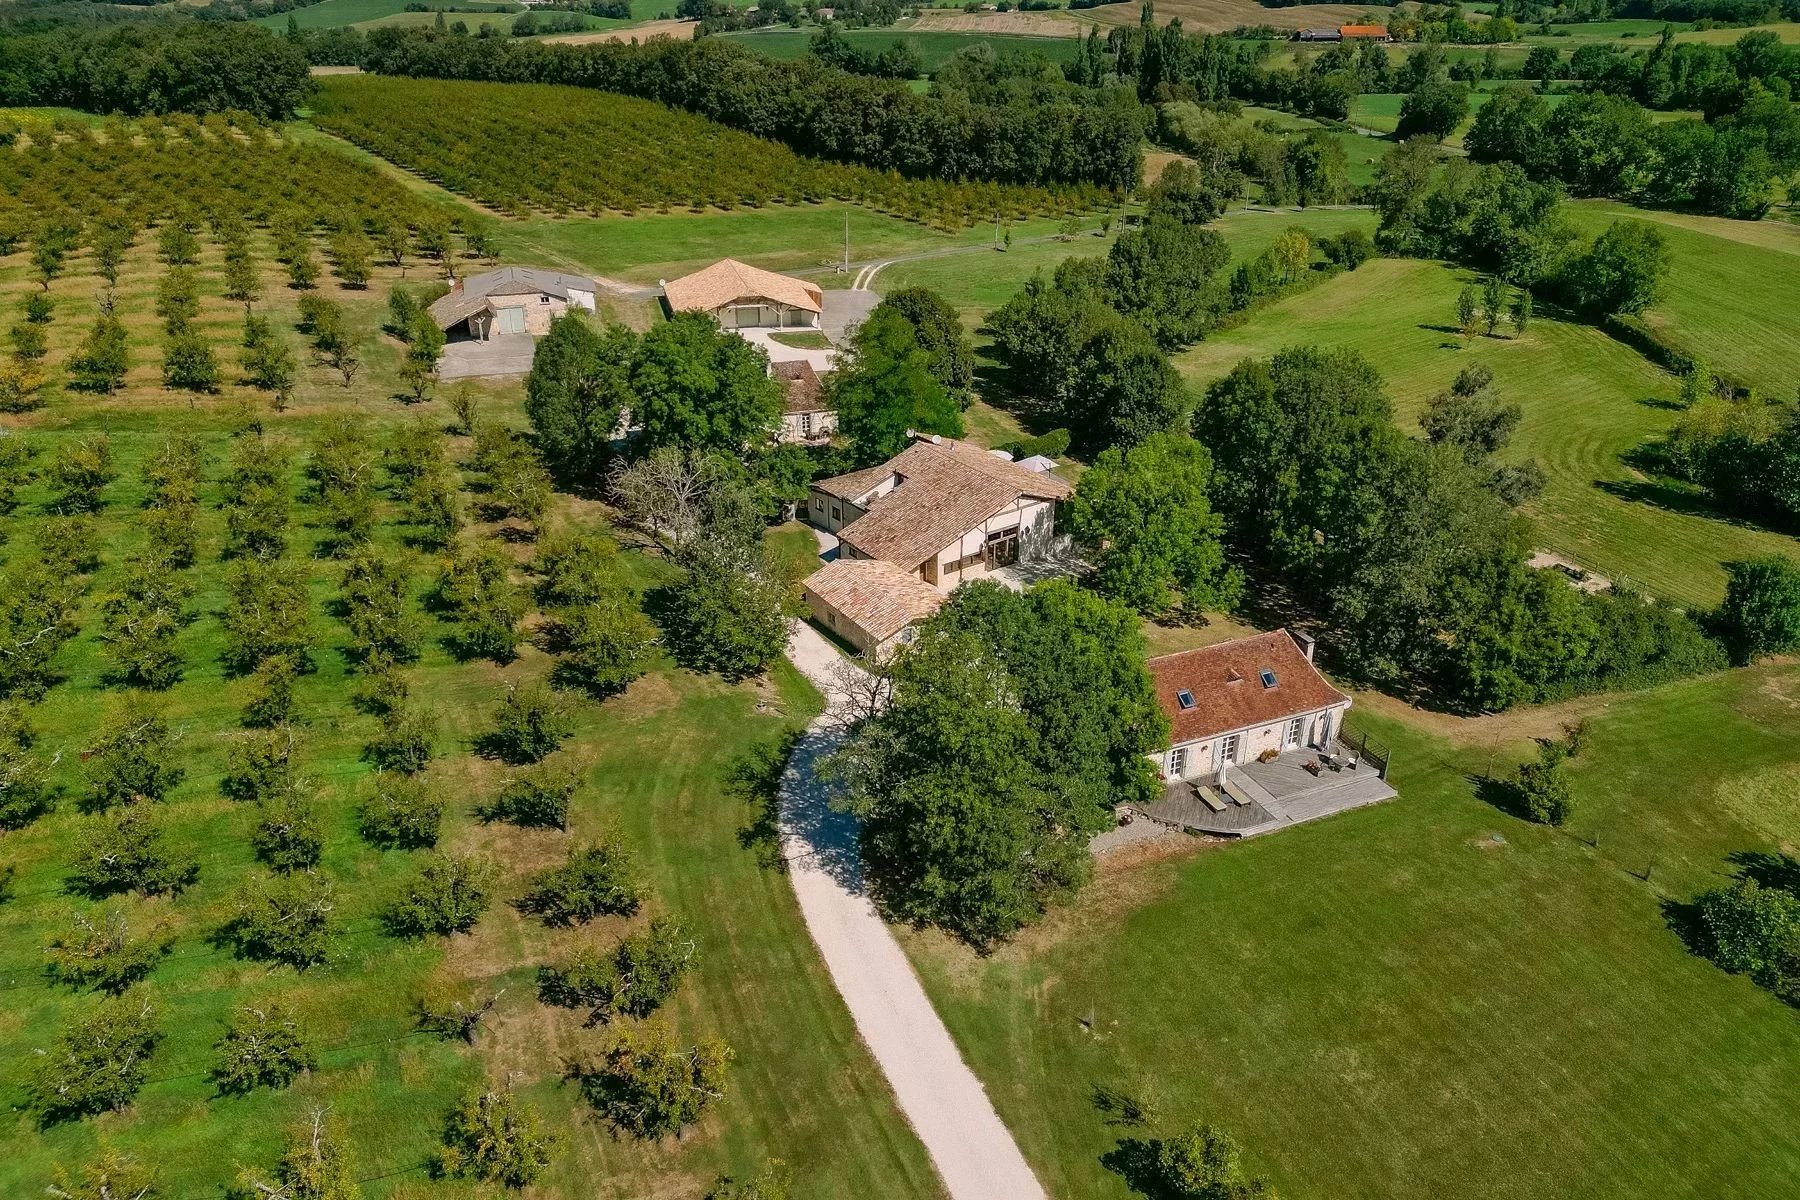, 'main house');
1135,630,1395,837
799,435,1071,653
662,258,824,330
428,266,598,340
803,435,1071,590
